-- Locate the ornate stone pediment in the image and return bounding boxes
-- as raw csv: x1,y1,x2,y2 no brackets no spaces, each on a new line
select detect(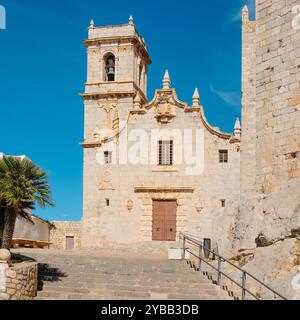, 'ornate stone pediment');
145,89,187,124
155,101,176,124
